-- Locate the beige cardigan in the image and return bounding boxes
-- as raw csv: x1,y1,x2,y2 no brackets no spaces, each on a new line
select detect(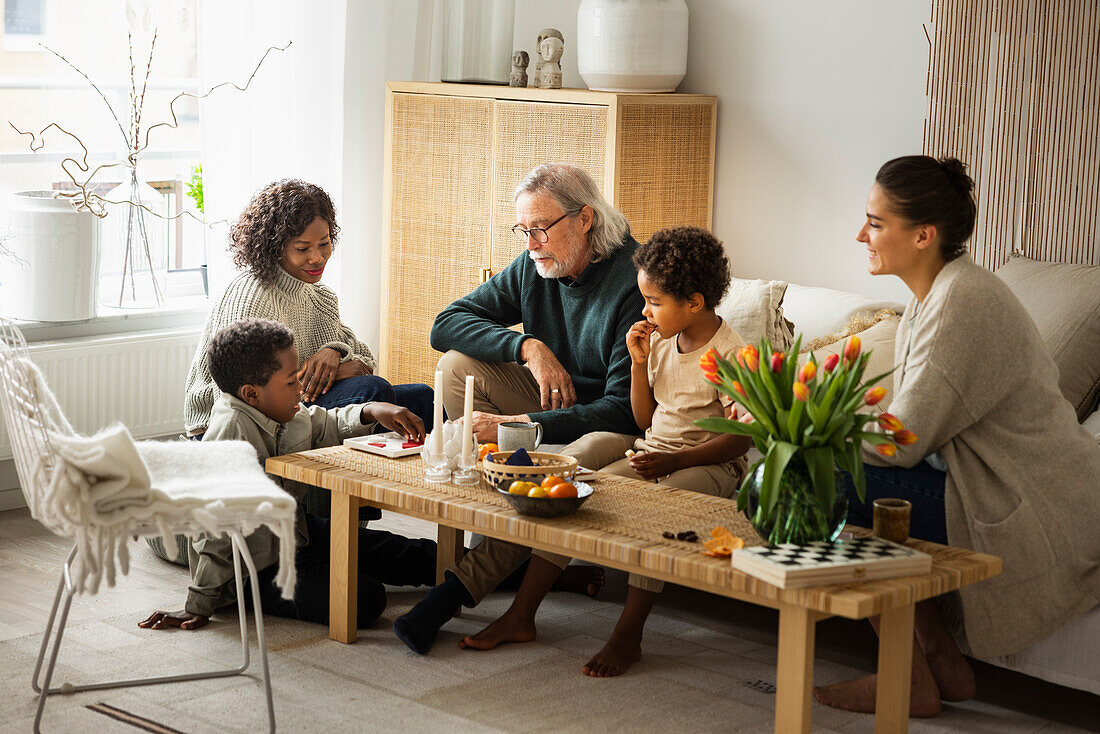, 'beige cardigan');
864,254,1100,658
